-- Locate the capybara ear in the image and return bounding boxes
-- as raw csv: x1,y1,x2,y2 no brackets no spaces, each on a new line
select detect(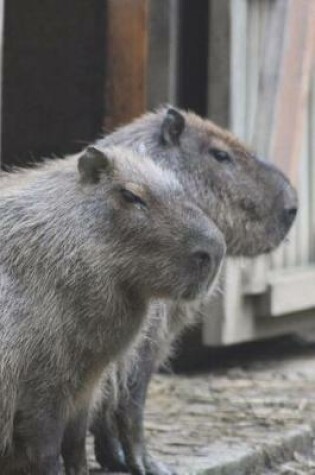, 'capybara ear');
78,147,113,184
161,107,185,146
